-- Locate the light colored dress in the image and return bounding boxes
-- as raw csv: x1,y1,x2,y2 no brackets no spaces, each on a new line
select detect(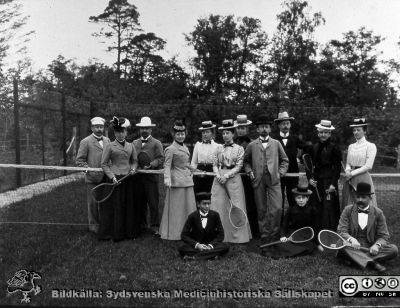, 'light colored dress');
210,143,251,243
342,136,377,210
160,141,197,240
